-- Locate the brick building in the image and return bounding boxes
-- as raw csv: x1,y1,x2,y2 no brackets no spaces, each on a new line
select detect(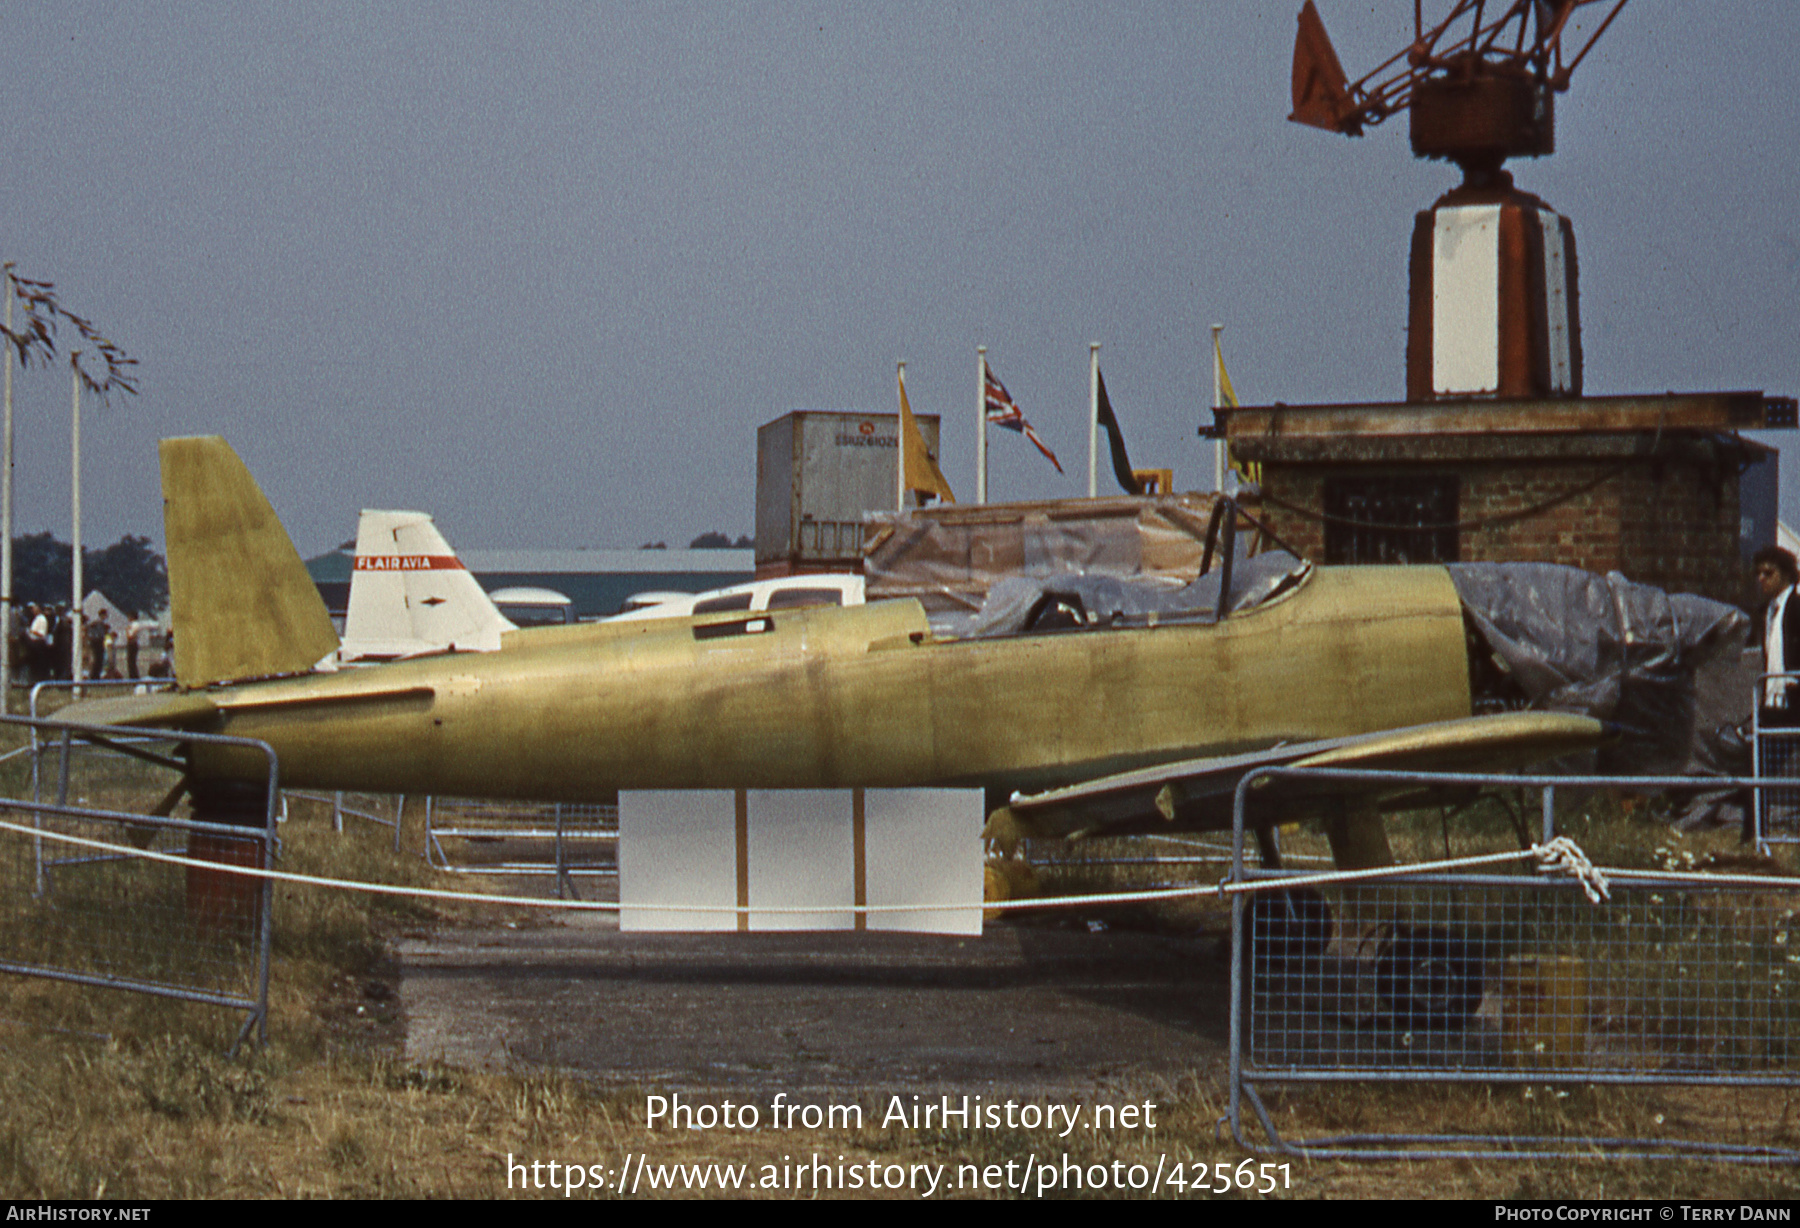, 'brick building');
1218,391,1794,607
